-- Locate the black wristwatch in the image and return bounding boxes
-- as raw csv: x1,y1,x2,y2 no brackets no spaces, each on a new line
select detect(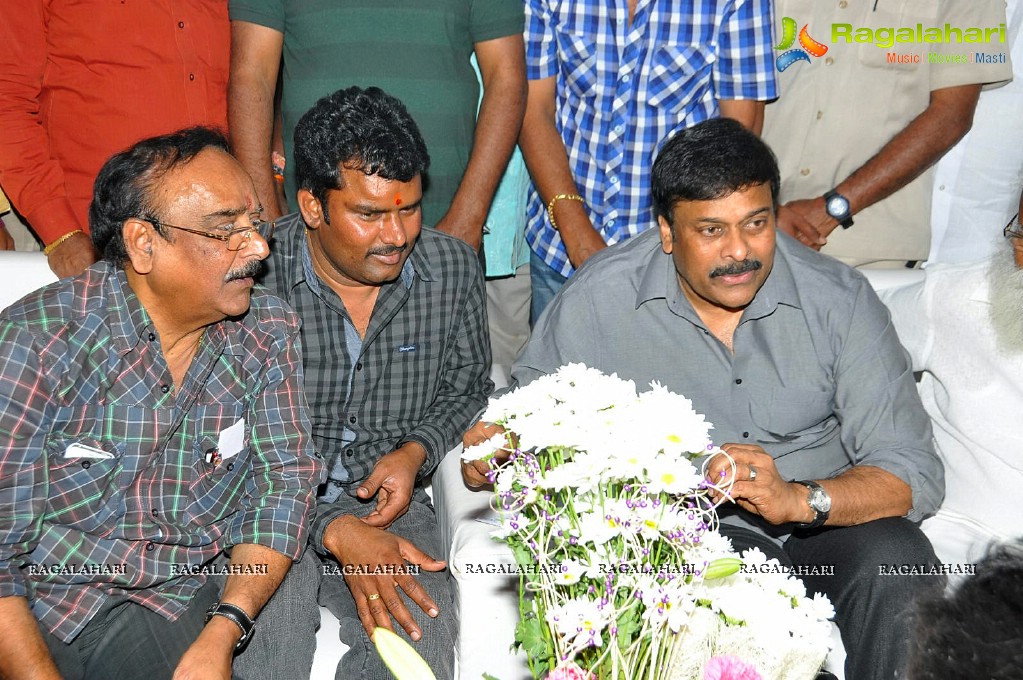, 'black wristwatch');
792,480,832,529
823,190,854,229
205,601,255,650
